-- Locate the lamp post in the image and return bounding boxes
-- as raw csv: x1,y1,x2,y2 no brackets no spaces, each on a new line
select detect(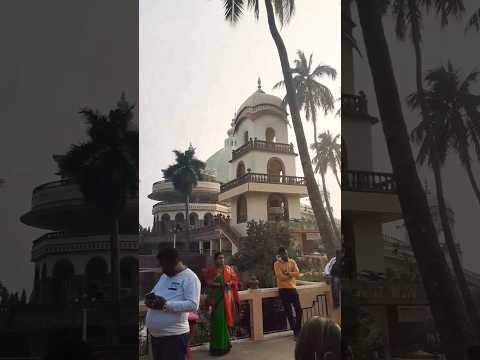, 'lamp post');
74,293,96,342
